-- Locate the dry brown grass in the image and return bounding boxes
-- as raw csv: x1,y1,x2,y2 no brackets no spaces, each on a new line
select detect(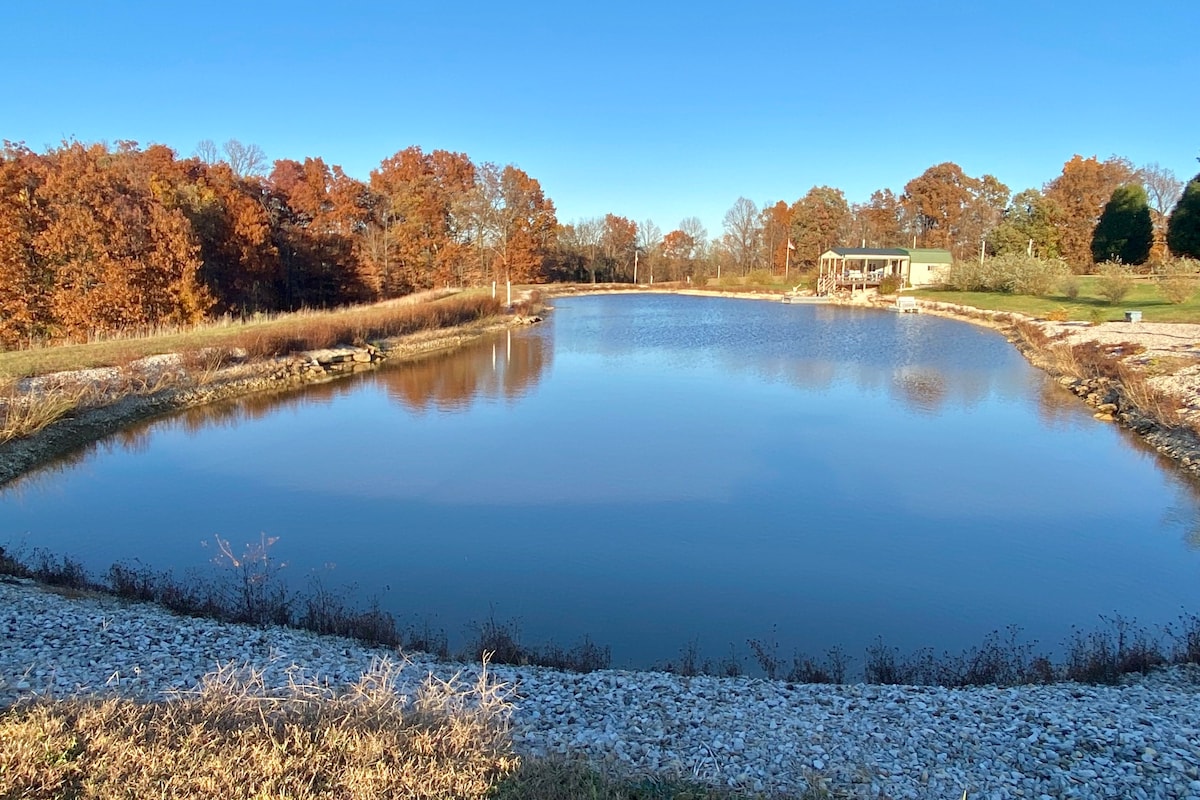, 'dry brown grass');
0,657,517,800
0,379,95,444
0,292,502,381
0,294,504,445
227,294,501,361
1115,362,1185,426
